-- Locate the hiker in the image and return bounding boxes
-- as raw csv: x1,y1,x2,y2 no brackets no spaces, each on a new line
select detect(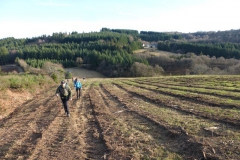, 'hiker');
55,80,72,117
74,78,82,99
